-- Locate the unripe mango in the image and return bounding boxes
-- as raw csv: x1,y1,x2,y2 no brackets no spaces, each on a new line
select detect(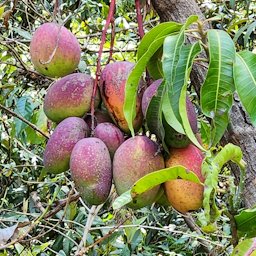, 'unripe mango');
113,135,165,209
94,122,124,158
100,61,144,134
164,144,204,213
43,117,88,174
30,22,81,77
43,73,94,123
70,138,112,205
